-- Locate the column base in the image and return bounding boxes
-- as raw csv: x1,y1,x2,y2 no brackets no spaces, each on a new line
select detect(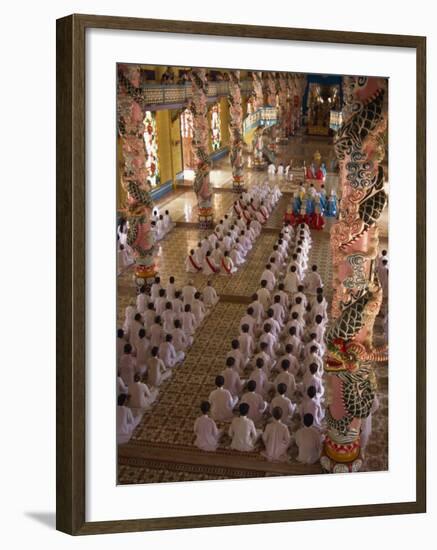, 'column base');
320,434,363,473
198,207,214,230
320,454,364,474
133,263,156,290
232,183,245,194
